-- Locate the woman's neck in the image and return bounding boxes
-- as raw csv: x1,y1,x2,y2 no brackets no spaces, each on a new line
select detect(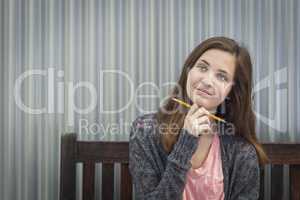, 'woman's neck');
207,107,217,114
